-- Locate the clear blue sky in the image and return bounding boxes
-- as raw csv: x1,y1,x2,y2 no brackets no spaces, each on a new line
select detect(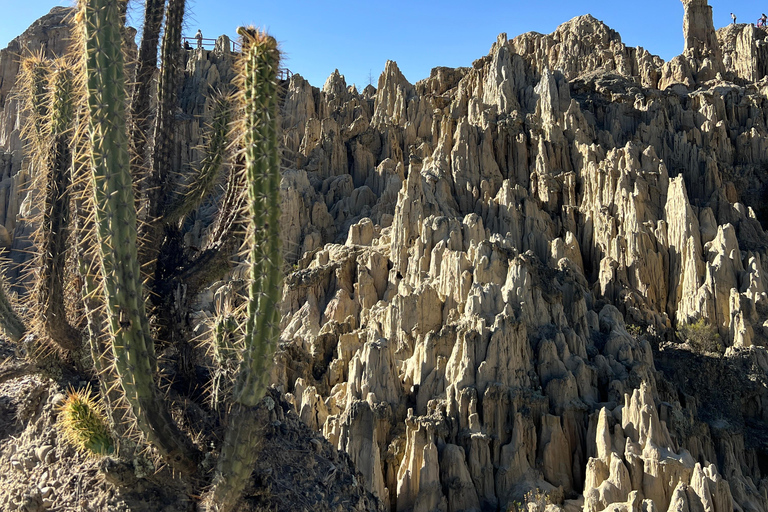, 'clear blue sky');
0,1,758,89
